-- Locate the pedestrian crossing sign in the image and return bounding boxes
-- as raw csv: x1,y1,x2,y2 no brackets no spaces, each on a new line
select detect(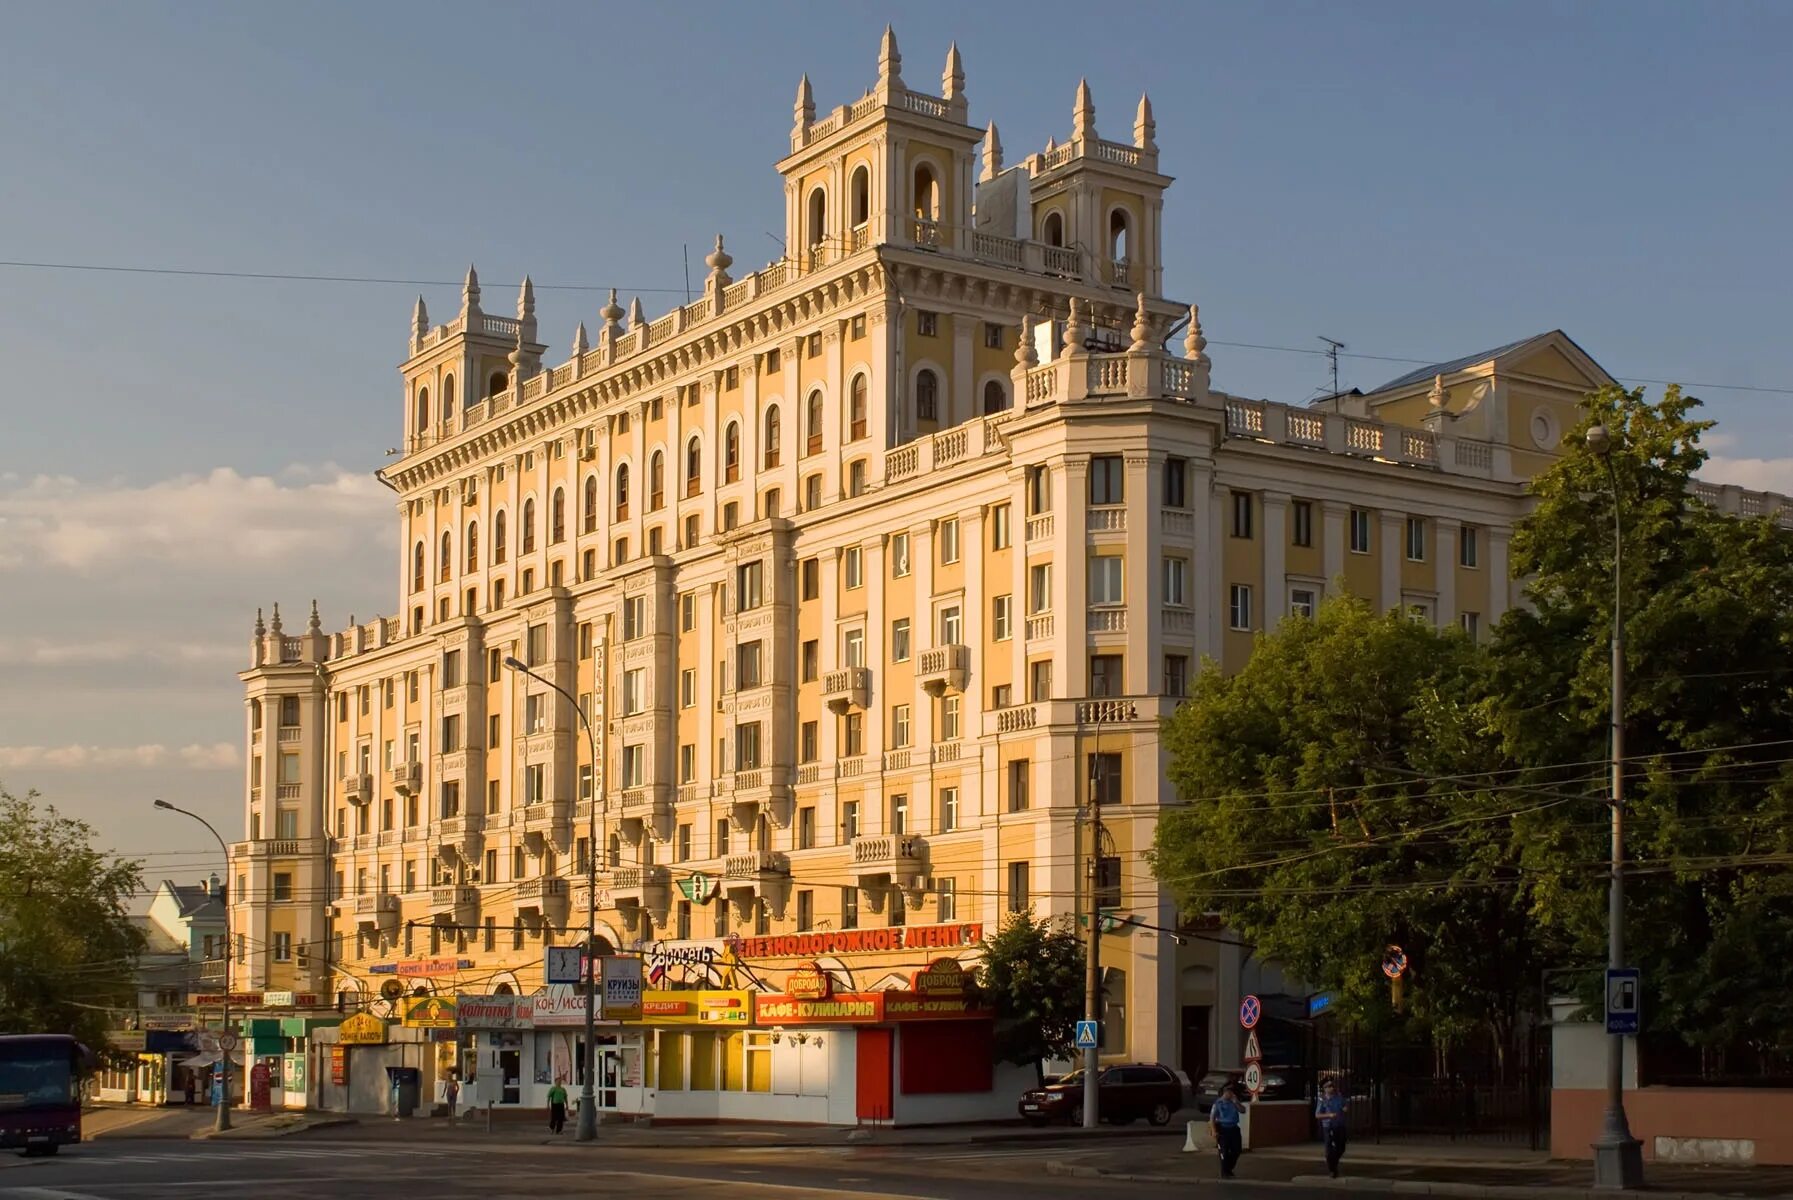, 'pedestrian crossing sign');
1075,1020,1099,1050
